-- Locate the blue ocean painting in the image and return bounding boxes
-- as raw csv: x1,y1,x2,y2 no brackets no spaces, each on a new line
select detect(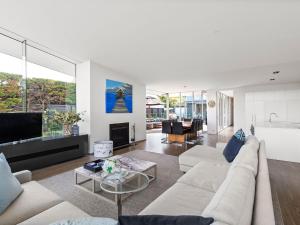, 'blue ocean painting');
106,79,133,113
